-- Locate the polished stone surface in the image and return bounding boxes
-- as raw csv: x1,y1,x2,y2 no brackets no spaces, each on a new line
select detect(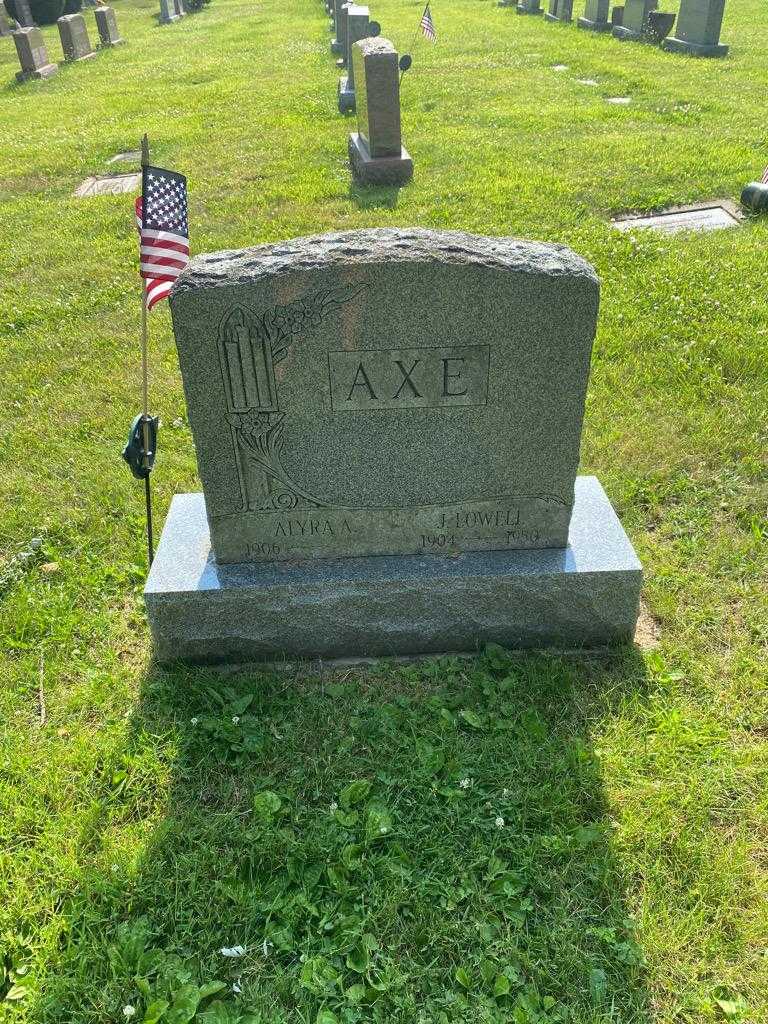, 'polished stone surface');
13,27,58,81
57,13,95,60
168,229,599,564
145,477,642,663
613,203,740,234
